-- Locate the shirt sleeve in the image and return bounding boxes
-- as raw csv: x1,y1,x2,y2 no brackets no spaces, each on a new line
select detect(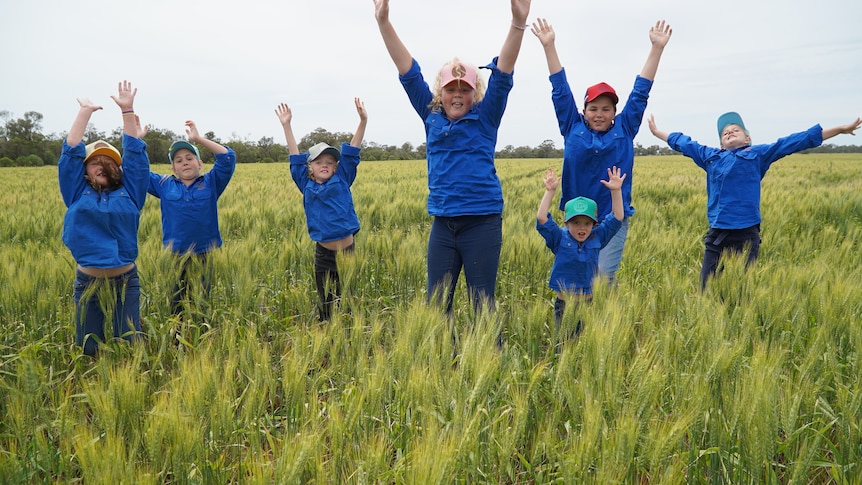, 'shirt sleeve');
58,141,87,208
